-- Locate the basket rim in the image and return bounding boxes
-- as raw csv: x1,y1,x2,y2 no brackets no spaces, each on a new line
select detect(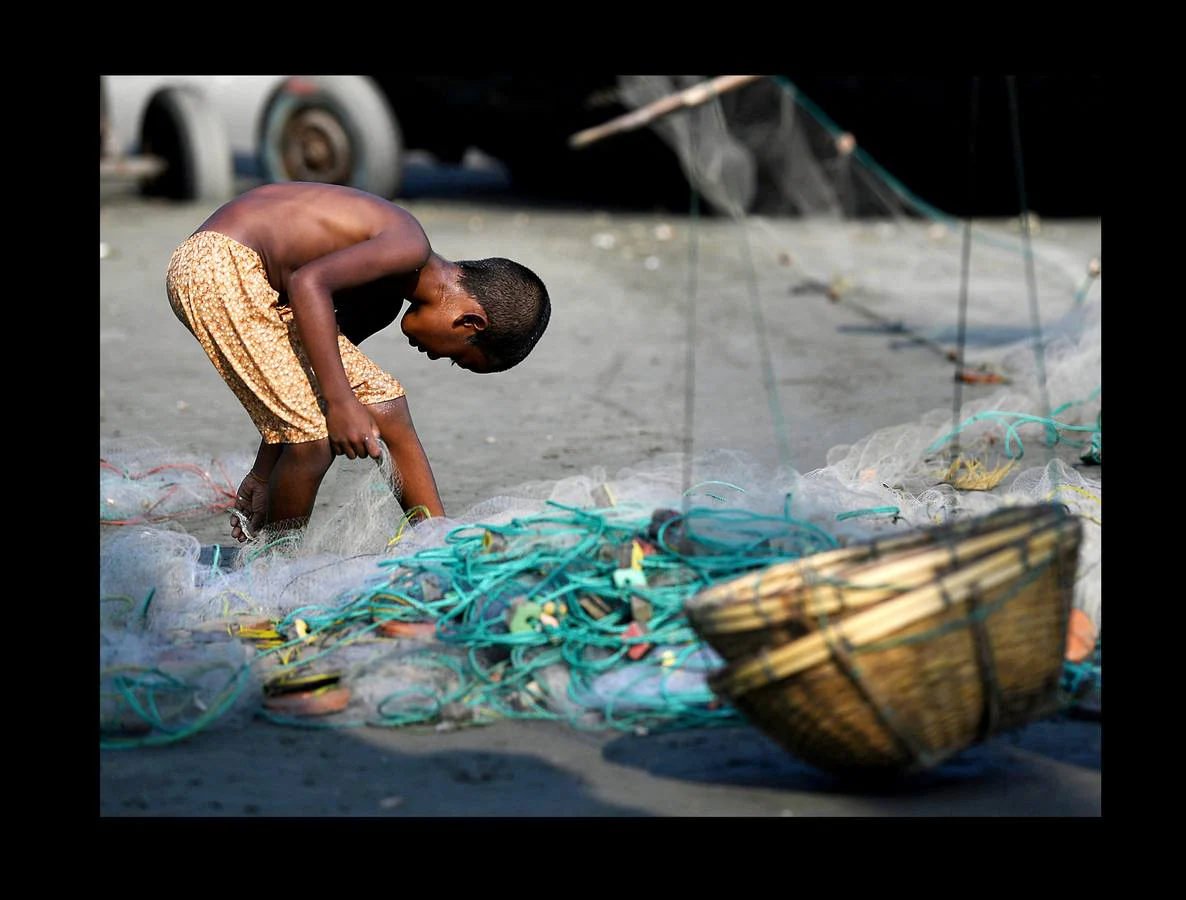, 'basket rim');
691,513,1073,634
686,504,1071,628
688,505,1065,606
709,516,1081,699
